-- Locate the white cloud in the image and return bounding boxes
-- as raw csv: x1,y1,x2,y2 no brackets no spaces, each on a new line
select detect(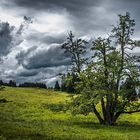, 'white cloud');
30,11,73,33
